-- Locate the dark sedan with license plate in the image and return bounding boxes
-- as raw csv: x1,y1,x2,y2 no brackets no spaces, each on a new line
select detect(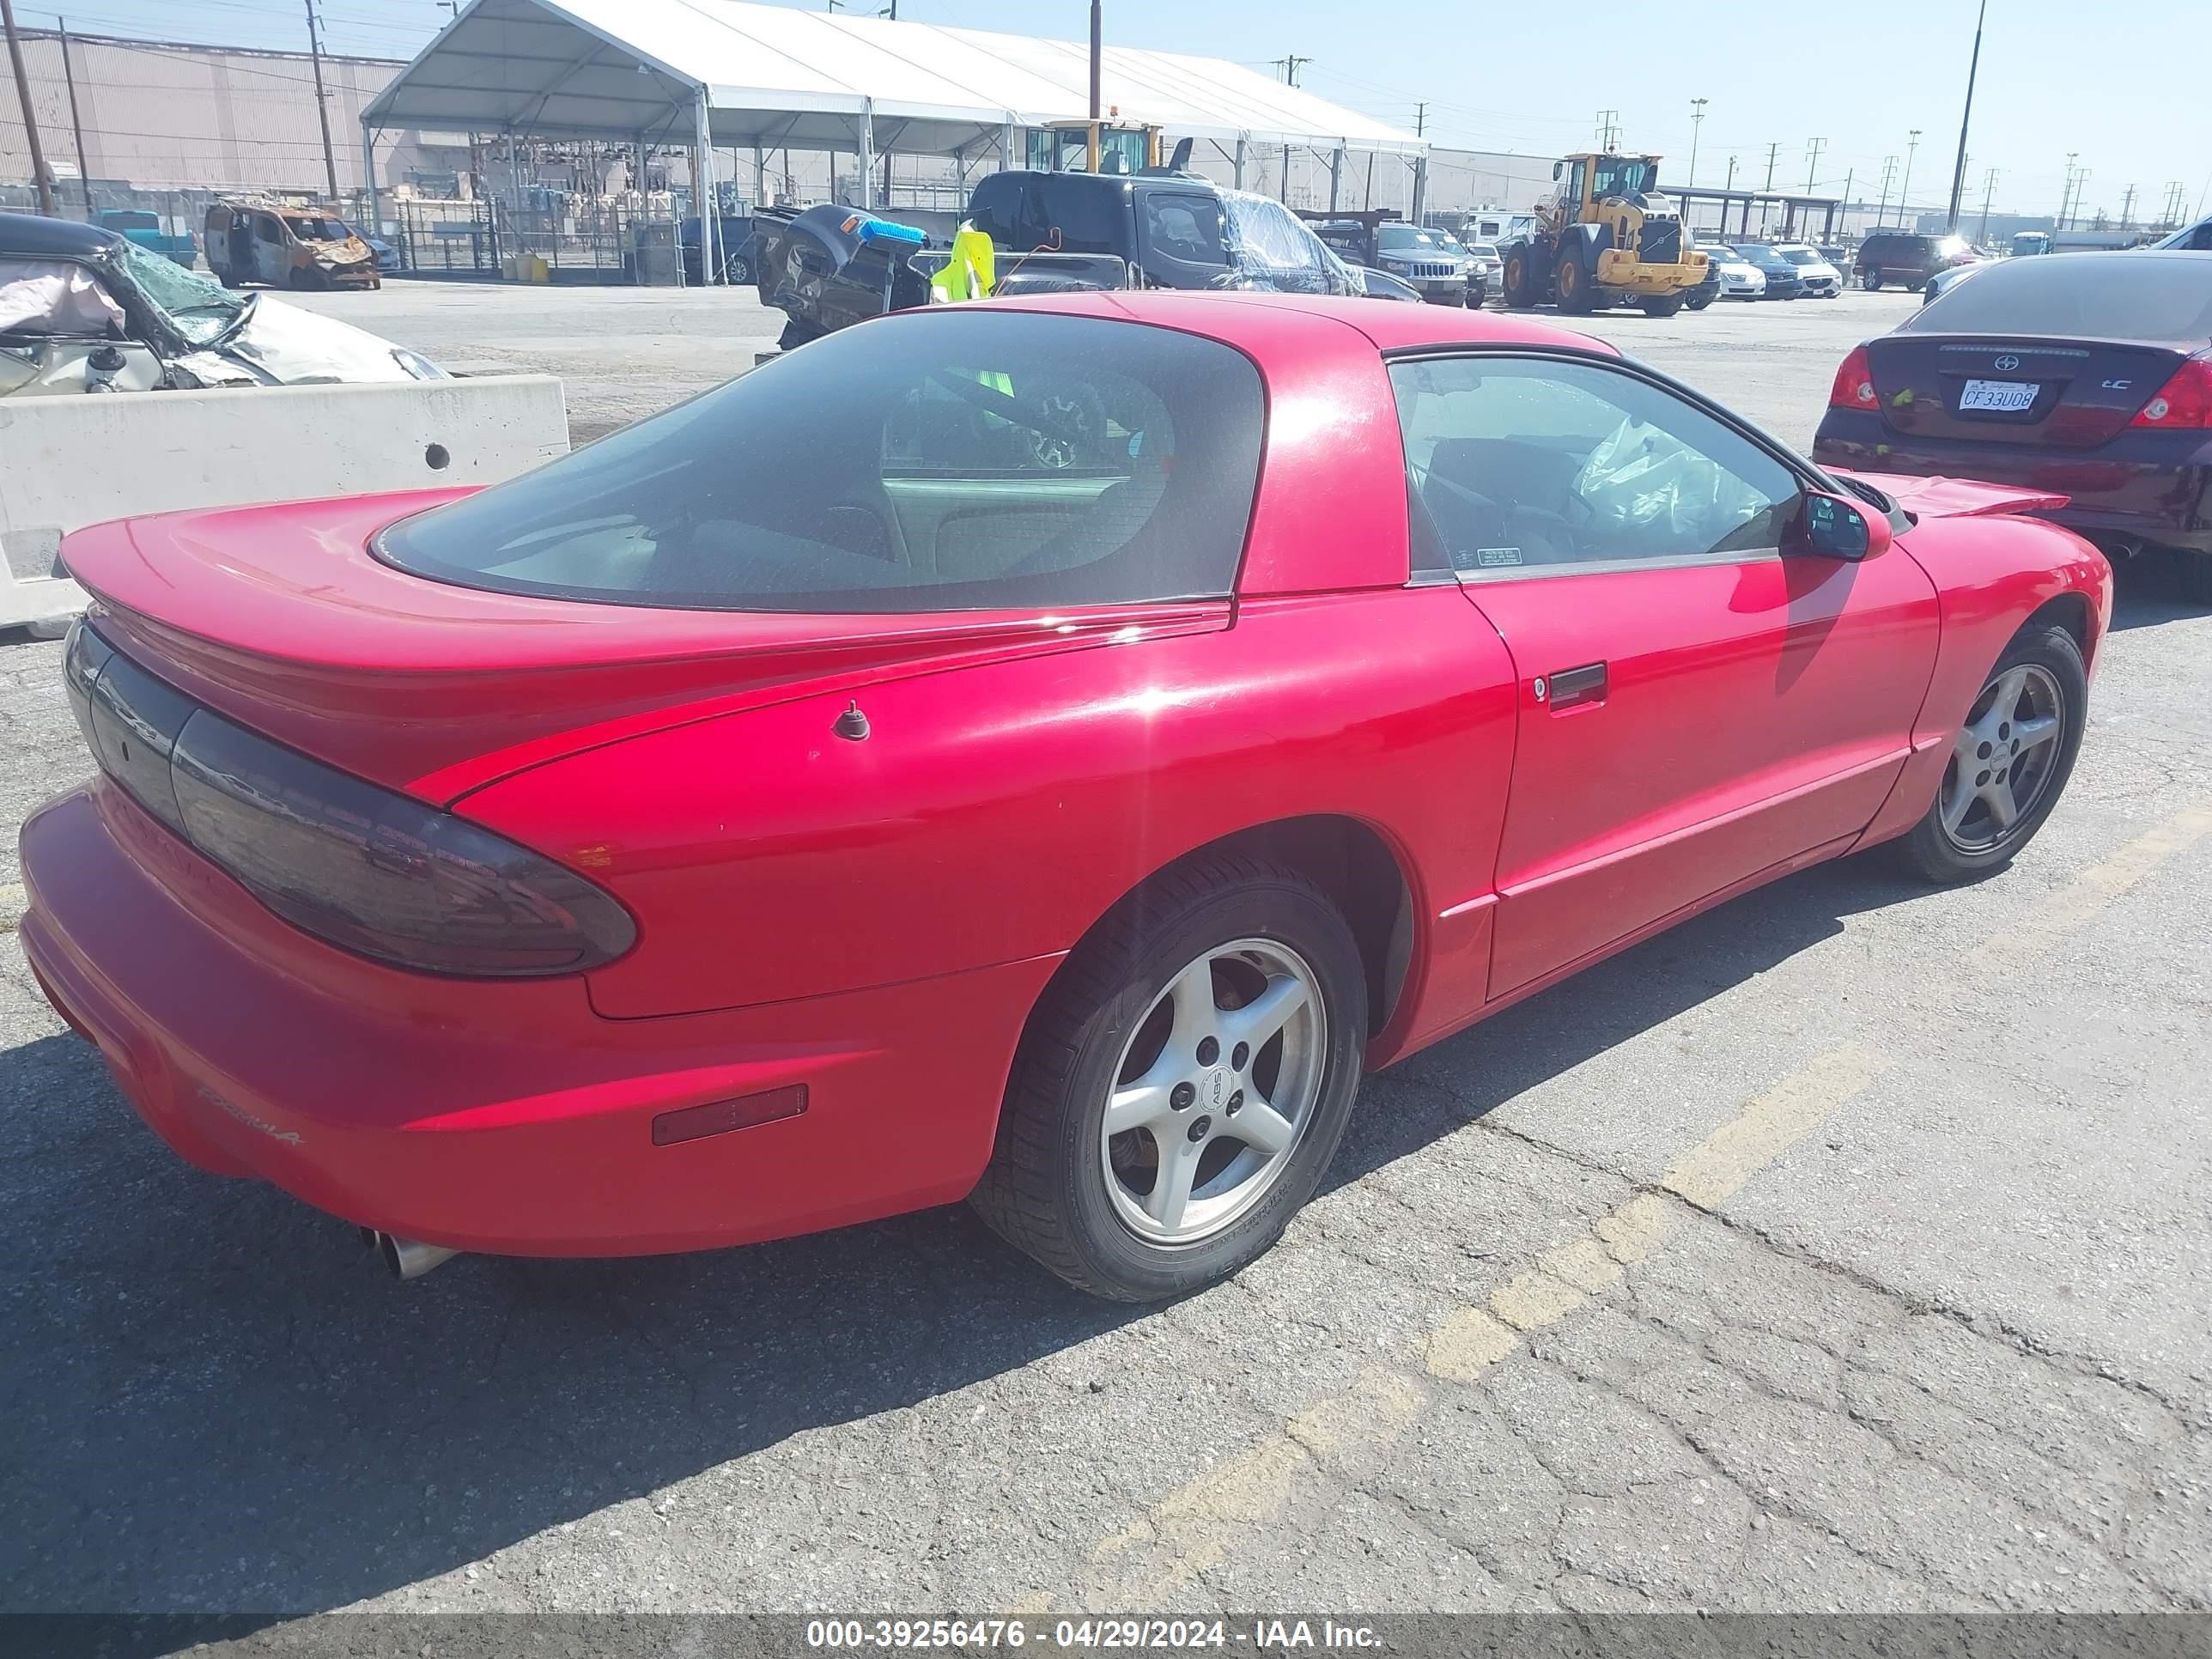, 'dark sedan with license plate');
1813,252,2212,601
